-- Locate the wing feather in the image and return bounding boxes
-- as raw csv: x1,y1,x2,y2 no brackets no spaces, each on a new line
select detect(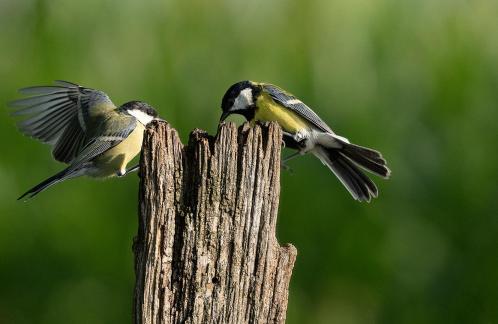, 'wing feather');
18,86,69,95
21,107,75,143
69,116,137,168
9,81,116,163
52,118,88,163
